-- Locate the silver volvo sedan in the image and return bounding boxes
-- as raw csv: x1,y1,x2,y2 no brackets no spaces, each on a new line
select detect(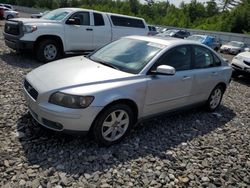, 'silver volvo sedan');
24,36,232,146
